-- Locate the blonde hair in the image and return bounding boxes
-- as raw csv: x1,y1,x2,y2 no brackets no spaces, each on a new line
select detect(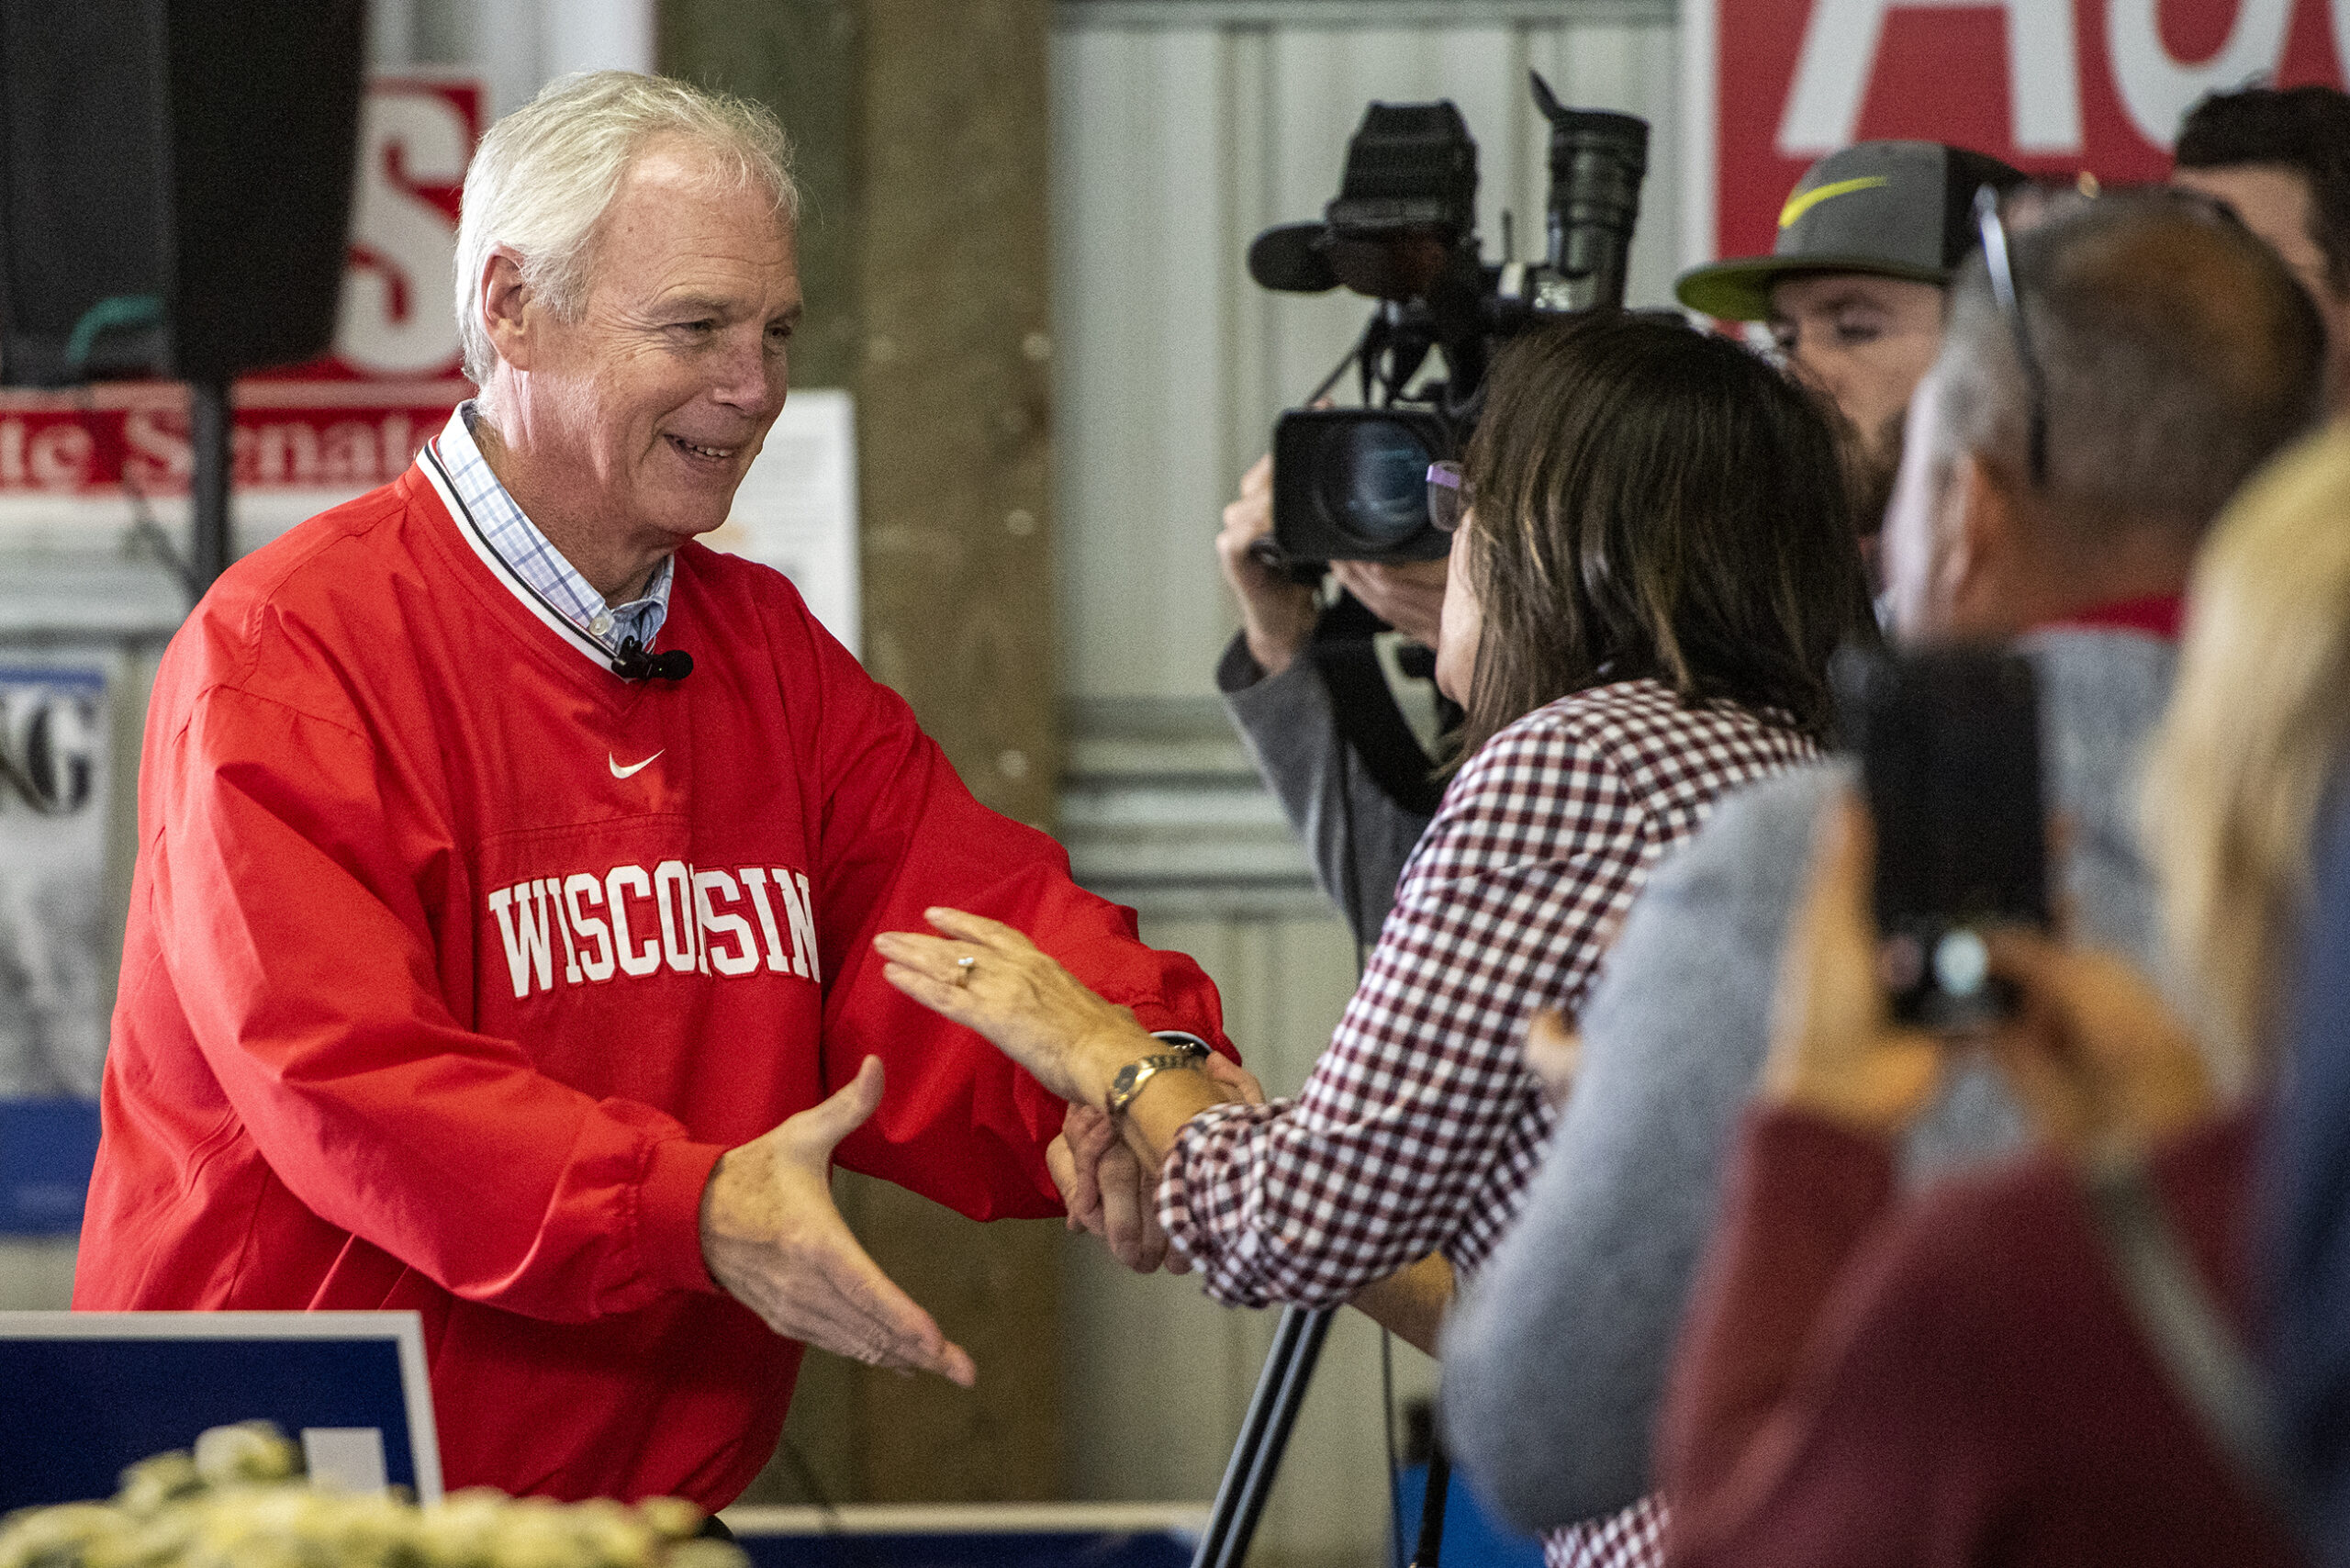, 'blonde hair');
2143,421,2350,1081
453,70,798,386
